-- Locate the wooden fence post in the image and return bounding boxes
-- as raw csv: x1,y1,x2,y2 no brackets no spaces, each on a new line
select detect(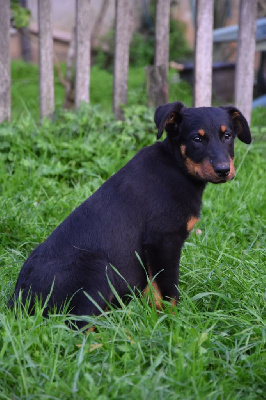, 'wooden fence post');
19,0,31,62
155,0,170,68
91,0,109,49
64,28,76,108
235,0,257,125
0,0,11,123
194,0,214,107
146,0,170,108
38,0,54,119
75,0,91,108
113,0,132,119
146,65,168,108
